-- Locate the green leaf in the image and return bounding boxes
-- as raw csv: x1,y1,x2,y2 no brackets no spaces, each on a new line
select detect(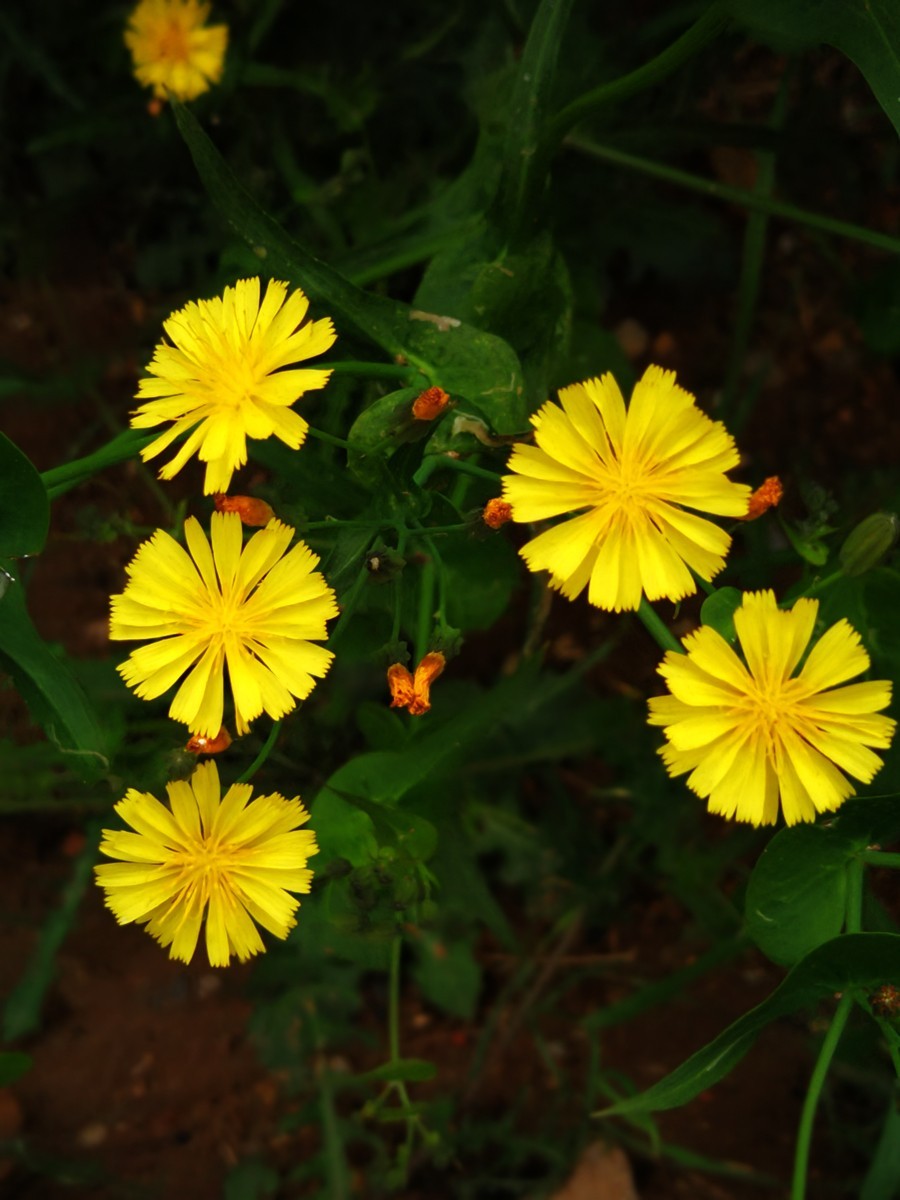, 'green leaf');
728,0,900,139
699,587,743,644
355,1058,438,1085
412,932,482,1019
4,824,100,1040
0,433,49,558
441,532,523,632
861,1100,900,1200
745,824,860,966
172,102,527,429
0,1050,32,1086
600,932,900,1118
493,0,577,244
0,571,109,776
